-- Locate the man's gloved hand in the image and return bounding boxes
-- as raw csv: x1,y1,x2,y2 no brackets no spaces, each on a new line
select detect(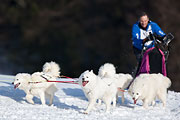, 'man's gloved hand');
148,33,154,40
143,37,149,44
